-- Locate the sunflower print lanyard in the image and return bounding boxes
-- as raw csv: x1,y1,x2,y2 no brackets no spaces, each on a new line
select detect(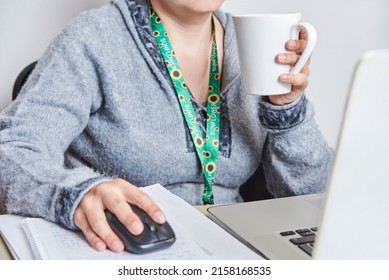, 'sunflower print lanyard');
150,9,221,205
